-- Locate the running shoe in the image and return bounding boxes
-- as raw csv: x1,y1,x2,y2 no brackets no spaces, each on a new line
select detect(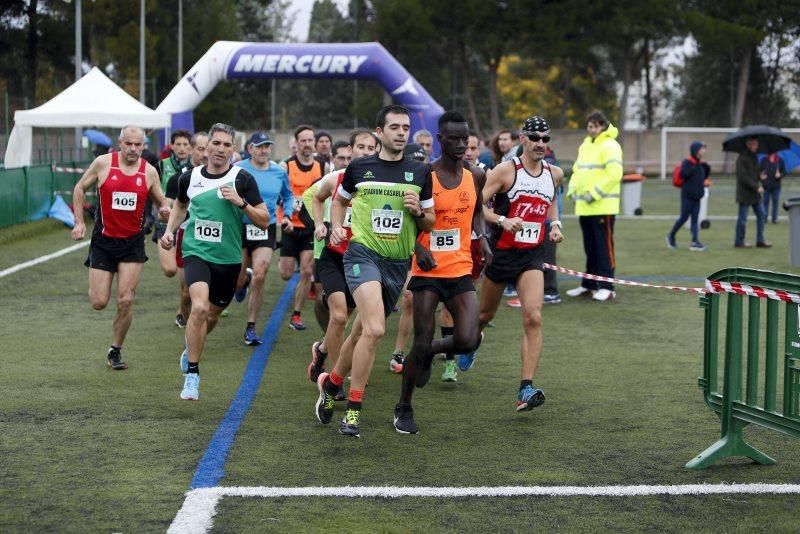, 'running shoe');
666,234,676,250
334,384,347,401
543,293,562,305
507,298,522,308
592,288,615,302
315,373,335,424
175,314,187,328
457,332,483,372
486,320,496,328
107,347,128,370
503,284,517,297
389,352,404,373
244,324,262,346
179,347,188,374
393,404,419,434
441,360,458,382
339,408,361,438
220,309,230,317
289,313,306,331
181,373,200,401
234,267,253,303
515,385,545,411
307,341,327,383
566,286,593,297
690,241,707,252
